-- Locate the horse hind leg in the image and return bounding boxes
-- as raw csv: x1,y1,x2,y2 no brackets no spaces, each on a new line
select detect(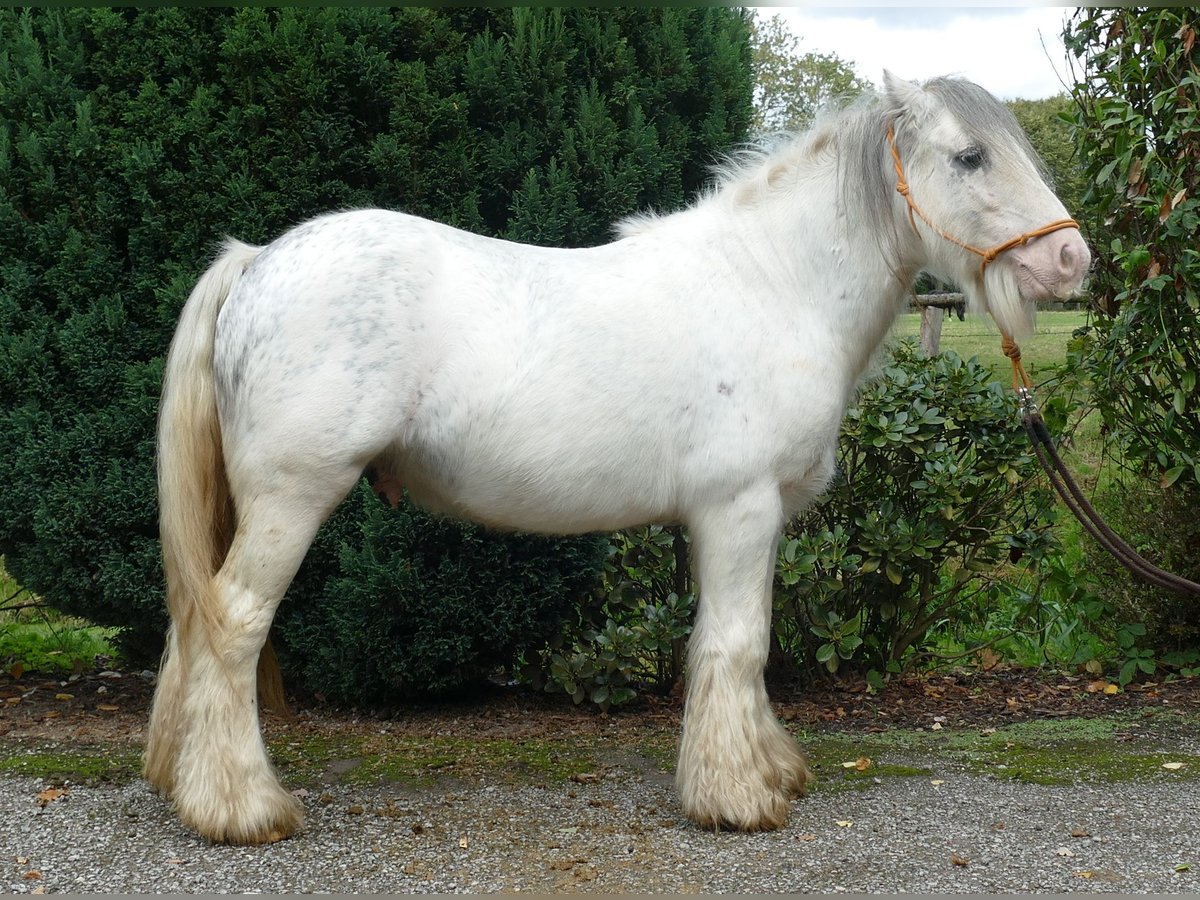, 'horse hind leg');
168,473,354,845
676,486,814,831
